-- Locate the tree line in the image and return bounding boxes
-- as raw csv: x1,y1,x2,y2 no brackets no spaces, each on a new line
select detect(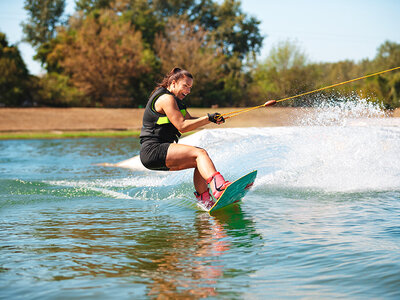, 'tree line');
1,0,399,109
